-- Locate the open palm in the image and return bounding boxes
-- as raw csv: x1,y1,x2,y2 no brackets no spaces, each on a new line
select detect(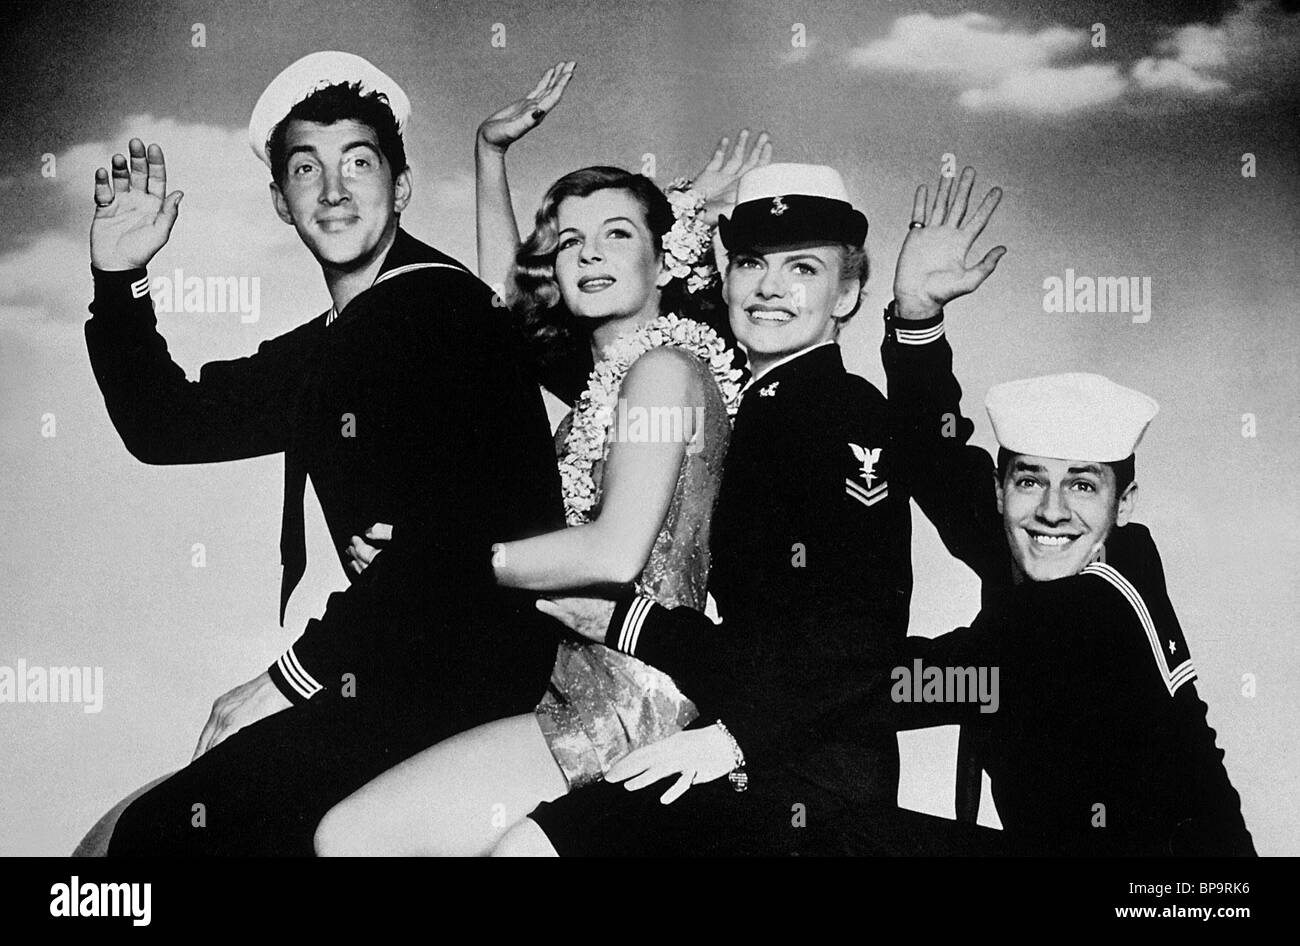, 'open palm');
691,129,773,225
893,166,1005,320
91,139,182,271
477,61,575,152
